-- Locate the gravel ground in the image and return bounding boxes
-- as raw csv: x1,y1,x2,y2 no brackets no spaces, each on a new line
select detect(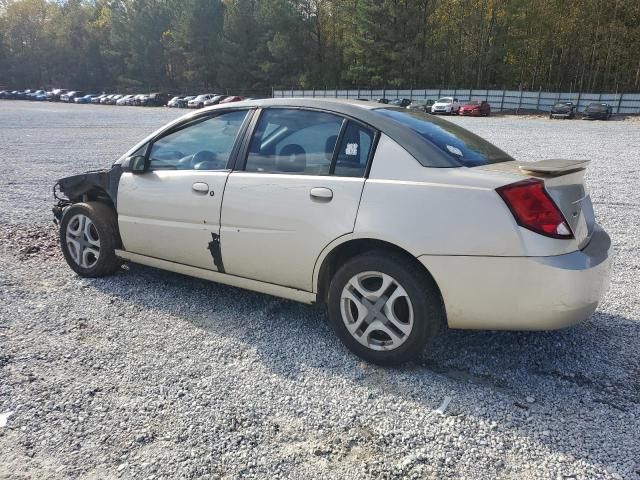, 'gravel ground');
0,101,638,479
